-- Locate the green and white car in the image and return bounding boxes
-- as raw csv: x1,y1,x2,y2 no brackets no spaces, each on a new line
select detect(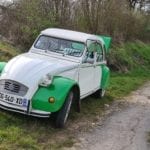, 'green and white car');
0,28,111,127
